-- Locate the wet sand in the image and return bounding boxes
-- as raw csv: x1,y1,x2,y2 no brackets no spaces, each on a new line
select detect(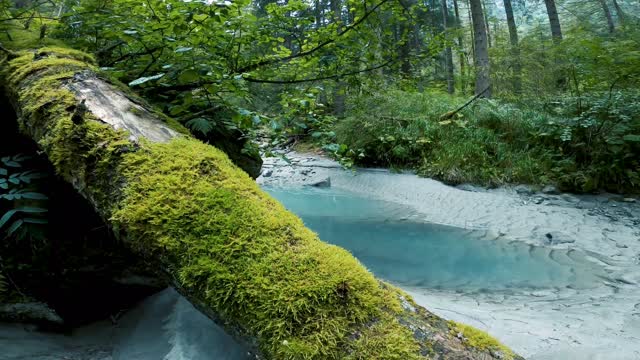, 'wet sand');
259,151,640,359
